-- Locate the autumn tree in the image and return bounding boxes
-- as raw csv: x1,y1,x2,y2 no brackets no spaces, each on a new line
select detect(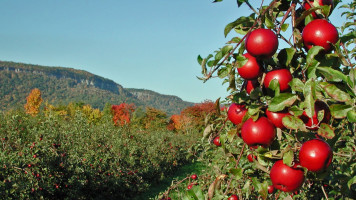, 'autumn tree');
111,103,135,126
24,88,43,116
